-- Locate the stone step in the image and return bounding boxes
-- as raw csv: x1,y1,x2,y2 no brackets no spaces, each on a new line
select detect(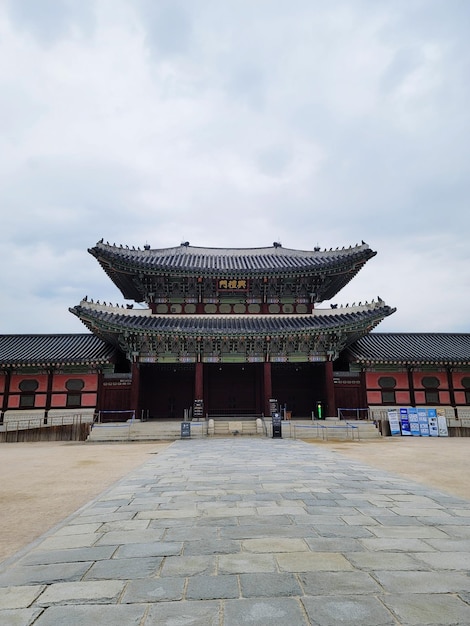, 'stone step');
213,421,258,436
87,419,381,441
